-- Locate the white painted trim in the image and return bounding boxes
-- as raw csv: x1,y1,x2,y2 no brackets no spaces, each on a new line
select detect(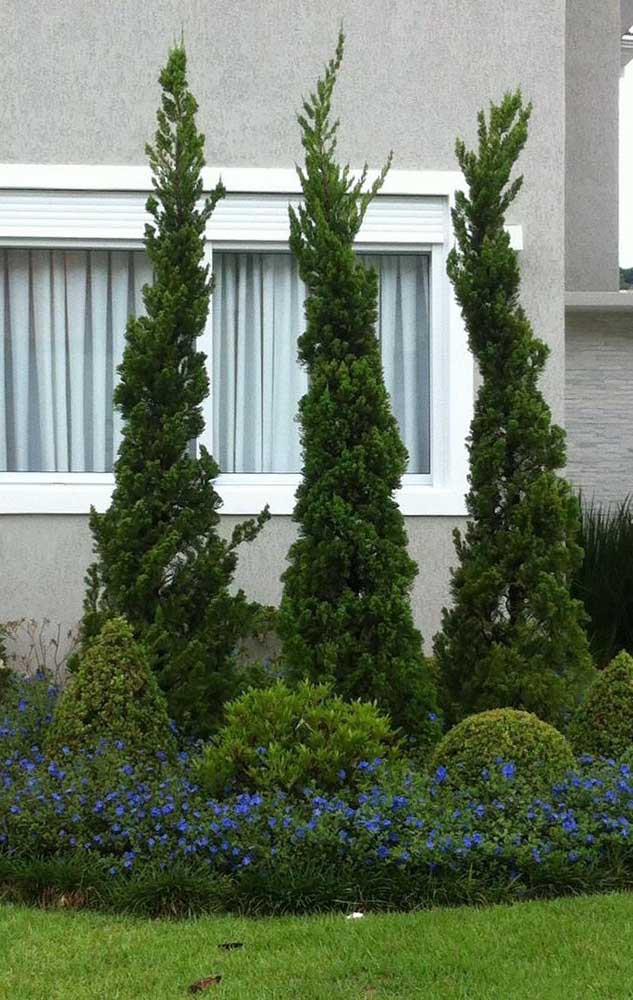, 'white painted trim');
0,163,465,198
0,164,476,518
0,475,466,517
